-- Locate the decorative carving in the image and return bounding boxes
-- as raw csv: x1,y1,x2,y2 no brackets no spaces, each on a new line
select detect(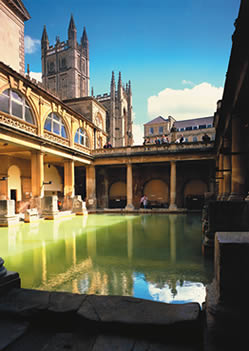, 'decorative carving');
74,143,89,153
0,113,37,134
44,131,70,146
